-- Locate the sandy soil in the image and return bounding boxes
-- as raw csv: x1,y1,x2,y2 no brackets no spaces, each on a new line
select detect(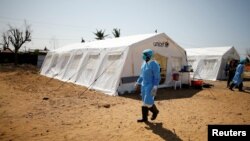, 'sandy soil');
0,65,250,141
